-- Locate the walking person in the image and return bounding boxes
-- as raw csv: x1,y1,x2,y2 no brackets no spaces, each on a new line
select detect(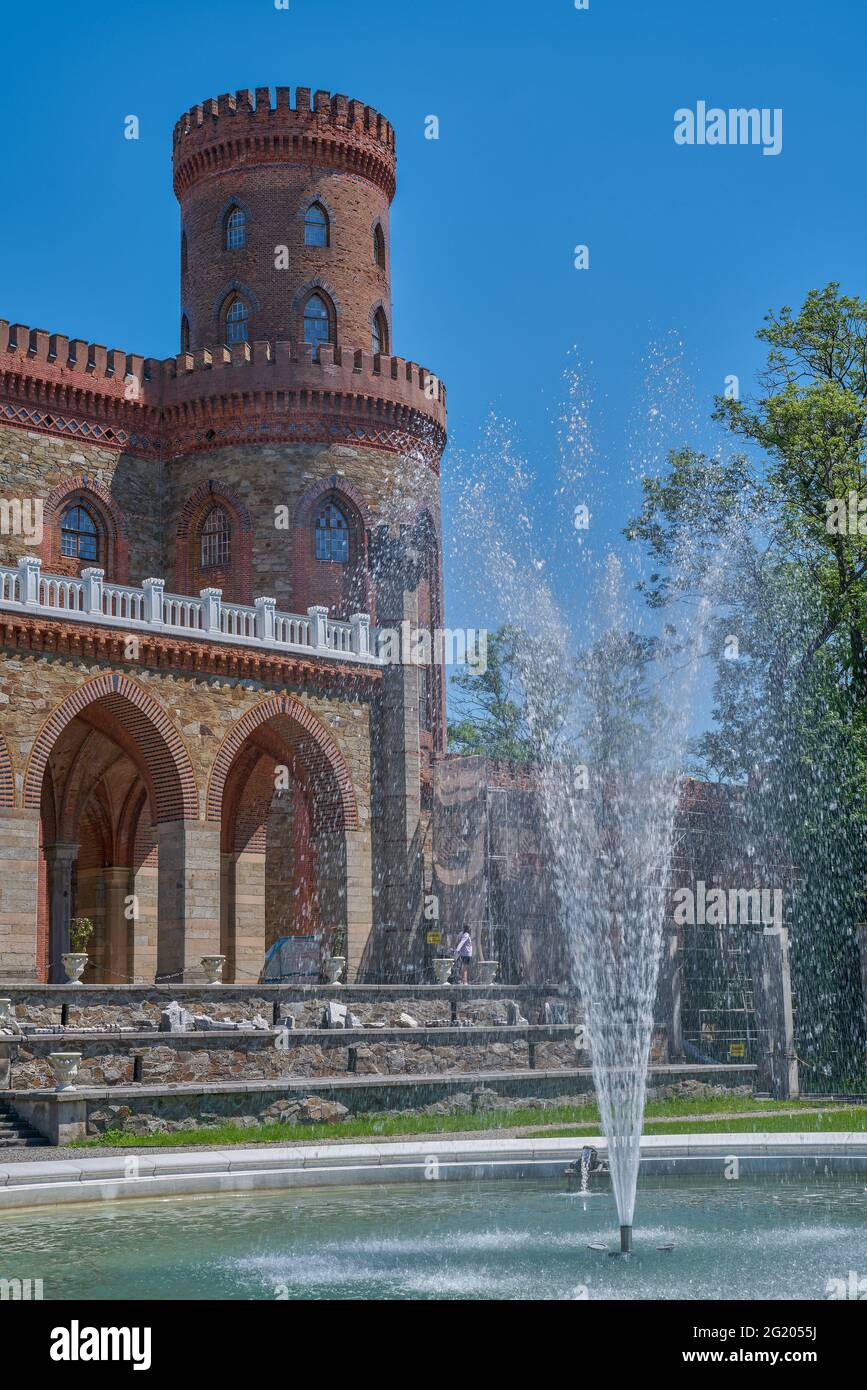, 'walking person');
453,928,473,984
